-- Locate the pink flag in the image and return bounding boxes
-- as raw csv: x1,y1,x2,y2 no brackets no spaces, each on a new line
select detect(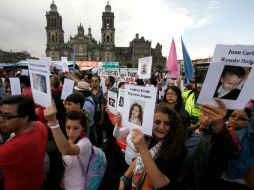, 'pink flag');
166,38,178,79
